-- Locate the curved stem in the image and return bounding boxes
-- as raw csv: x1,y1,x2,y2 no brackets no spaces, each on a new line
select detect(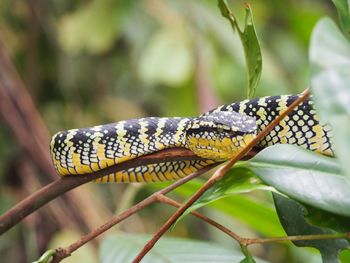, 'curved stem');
50,164,218,263
133,89,311,262
157,194,245,243
157,195,350,246
0,148,203,235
